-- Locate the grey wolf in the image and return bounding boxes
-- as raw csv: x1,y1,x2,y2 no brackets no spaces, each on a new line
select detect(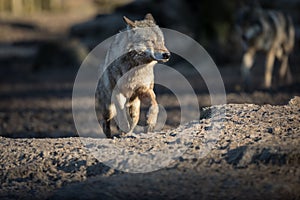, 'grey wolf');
236,5,295,89
96,13,170,138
